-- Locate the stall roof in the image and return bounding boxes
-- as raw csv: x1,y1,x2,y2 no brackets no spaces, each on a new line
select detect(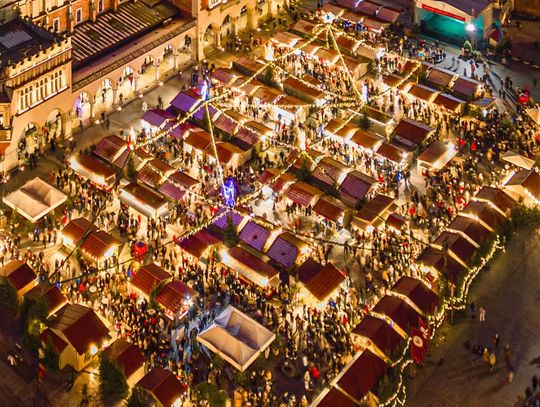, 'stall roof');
325,118,349,136
259,169,296,193
362,16,388,32
137,159,175,188
355,0,379,15
462,201,505,228
284,181,323,207
355,194,394,223
383,73,402,88
227,246,280,281
392,276,438,315
206,142,245,165
121,183,167,211
0,260,36,294
170,89,202,113
372,295,422,333
211,68,242,86
342,10,364,23
245,120,273,136
386,212,407,231
131,263,172,298
164,121,198,140
238,220,272,251
426,68,457,88
292,19,317,36
474,187,516,215
339,170,377,201
81,231,119,260
272,31,303,47
232,78,264,95
452,76,480,98
312,387,357,407
185,130,213,152
47,303,109,355
417,140,456,167
93,135,128,164
314,157,349,184
212,113,240,135
141,108,175,128
300,260,346,301
313,197,347,223
212,209,244,230
103,339,146,380
377,6,401,23
376,142,406,164
315,47,340,65
434,93,465,112
235,127,261,147
335,35,360,54
137,368,185,407
416,247,465,282
253,87,284,105
178,230,220,259
365,106,393,125
296,40,321,55
434,231,477,265
197,305,275,372
447,215,491,247
62,217,98,246
352,315,402,356
156,280,198,315
336,349,388,403
283,76,325,101
233,56,266,76
267,232,306,268
3,177,68,223
350,129,384,151
26,283,67,316
407,83,439,103
392,118,434,150
74,154,115,178
505,169,540,201
321,3,346,17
